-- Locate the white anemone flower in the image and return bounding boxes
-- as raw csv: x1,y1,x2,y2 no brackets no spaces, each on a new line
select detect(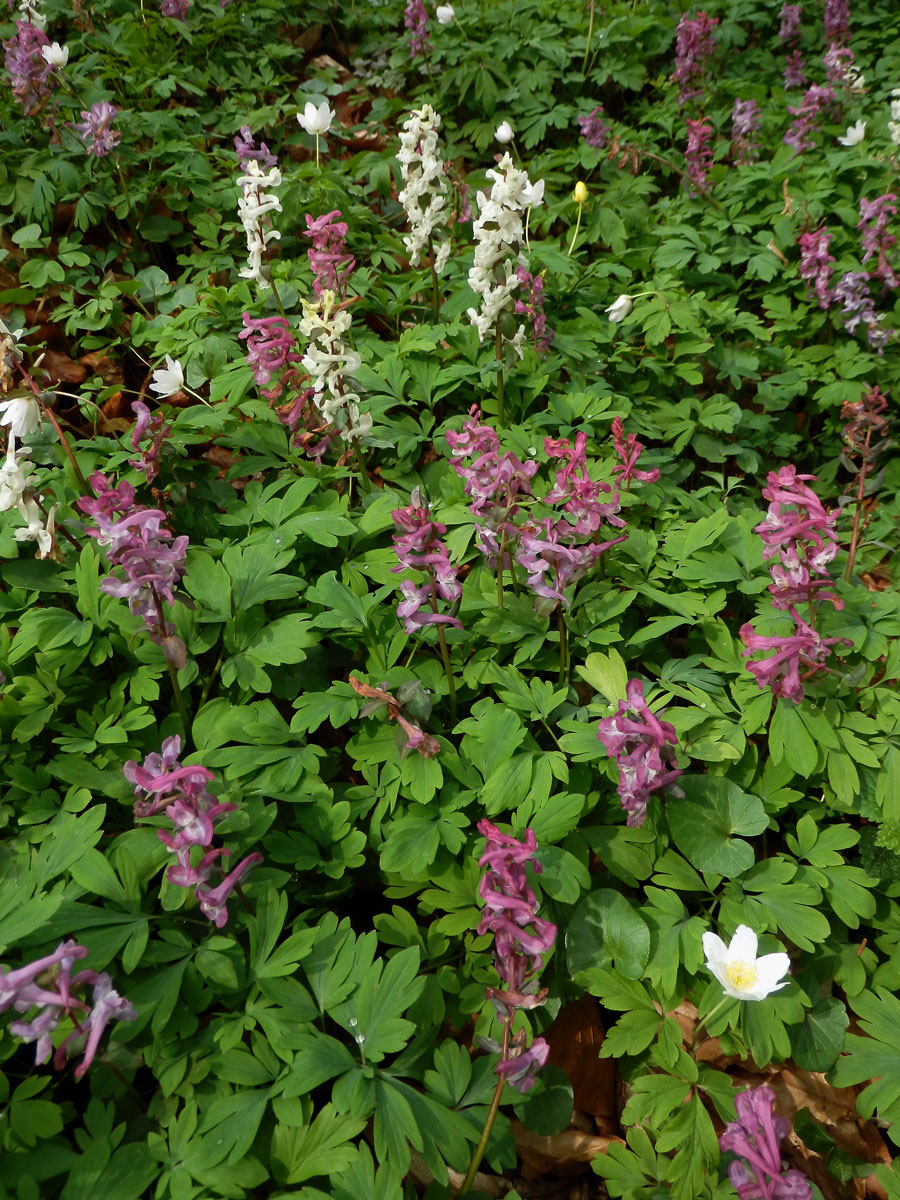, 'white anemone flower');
149,356,184,398
702,925,791,1001
494,121,514,144
436,4,455,22
297,100,335,137
605,294,634,323
837,119,866,146
0,394,41,439
40,42,69,68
